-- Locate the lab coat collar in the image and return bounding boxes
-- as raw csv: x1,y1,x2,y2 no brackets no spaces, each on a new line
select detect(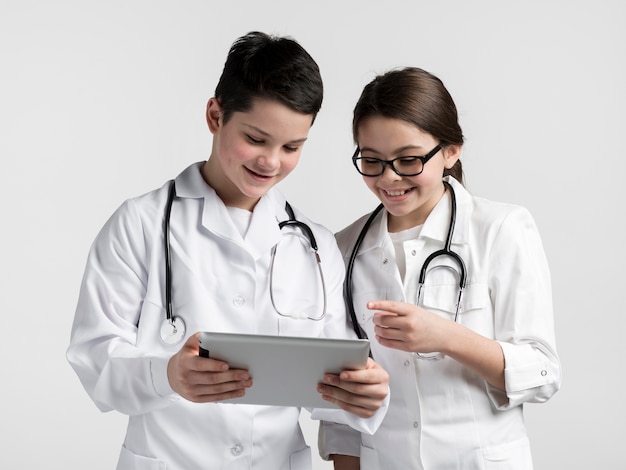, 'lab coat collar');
420,176,470,246
174,161,214,199
350,206,388,254
173,162,284,259
352,176,471,252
